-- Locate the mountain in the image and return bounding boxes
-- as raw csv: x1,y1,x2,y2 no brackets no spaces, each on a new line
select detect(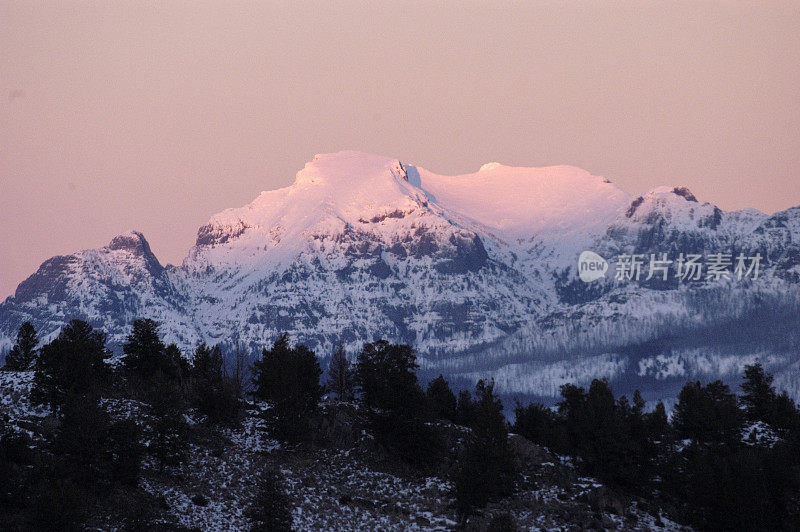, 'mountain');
0,231,202,349
3,151,800,404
